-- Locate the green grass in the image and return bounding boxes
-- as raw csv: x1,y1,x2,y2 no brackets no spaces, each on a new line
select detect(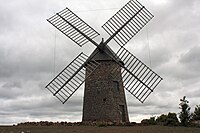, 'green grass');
0,125,200,133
